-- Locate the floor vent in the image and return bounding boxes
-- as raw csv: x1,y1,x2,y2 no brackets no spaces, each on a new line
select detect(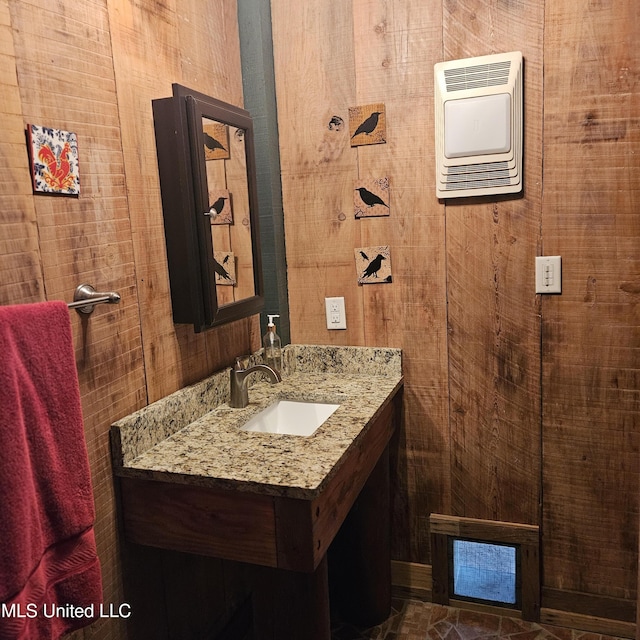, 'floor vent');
429,514,540,621
452,539,518,608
